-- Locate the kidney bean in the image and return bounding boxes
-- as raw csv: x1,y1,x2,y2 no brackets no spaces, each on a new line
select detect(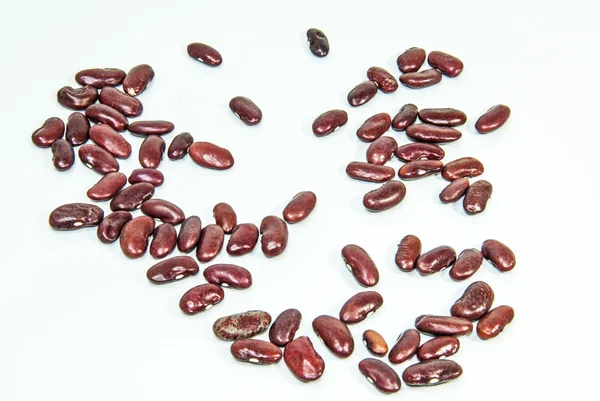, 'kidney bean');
229,96,262,125
99,87,143,117
463,180,493,215
306,28,329,57
395,235,421,272
476,105,511,134
65,113,90,146
78,144,119,174
85,104,128,131
32,117,64,148
213,310,272,341
359,358,401,394
179,283,224,314
284,336,325,382
398,160,443,180
391,104,418,131
119,216,155,258
339,291,383,324
75,68,126,88
312,315,354,358
439,178,470,203
97,211,132,243
399,69,442,89
363,181,406,212
402,360,463,386
347,81,377,107
167,132,194,160
89,124,132,159
419,108,467,127
482,239,516,272
227,223,259,256
367,67,398,93
128,168,164,187
141,199,184,225
449,248,483,281
442,157,484,181
415,315,473,336
451,281,494,321
231,339,282,365
260,216,288,257
87,172,127,201
213,203,237,233
341,244,379,287
196,224,225,262
428,51,464,77
366,137,397,165
139,135,165,168
362,330,388,356
356,113,391,142
187,42,223,66
128,121,174,136
189,141,234,170
109,182,154,212
416,246,456,276
417,336,460,361
147,255,199,284
51,139,74,171
269,309,301,347
203,264,252,289
388,329,420,364
397,47,426,73
49,203,104,230
123,64,154,97
57,85,98,110
406,124,462,143
396,143,445,162
282,191,316,223
149,223,177,259
177,216,202,253
312,109,348,136
346,162,395,183
477,306,514,339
